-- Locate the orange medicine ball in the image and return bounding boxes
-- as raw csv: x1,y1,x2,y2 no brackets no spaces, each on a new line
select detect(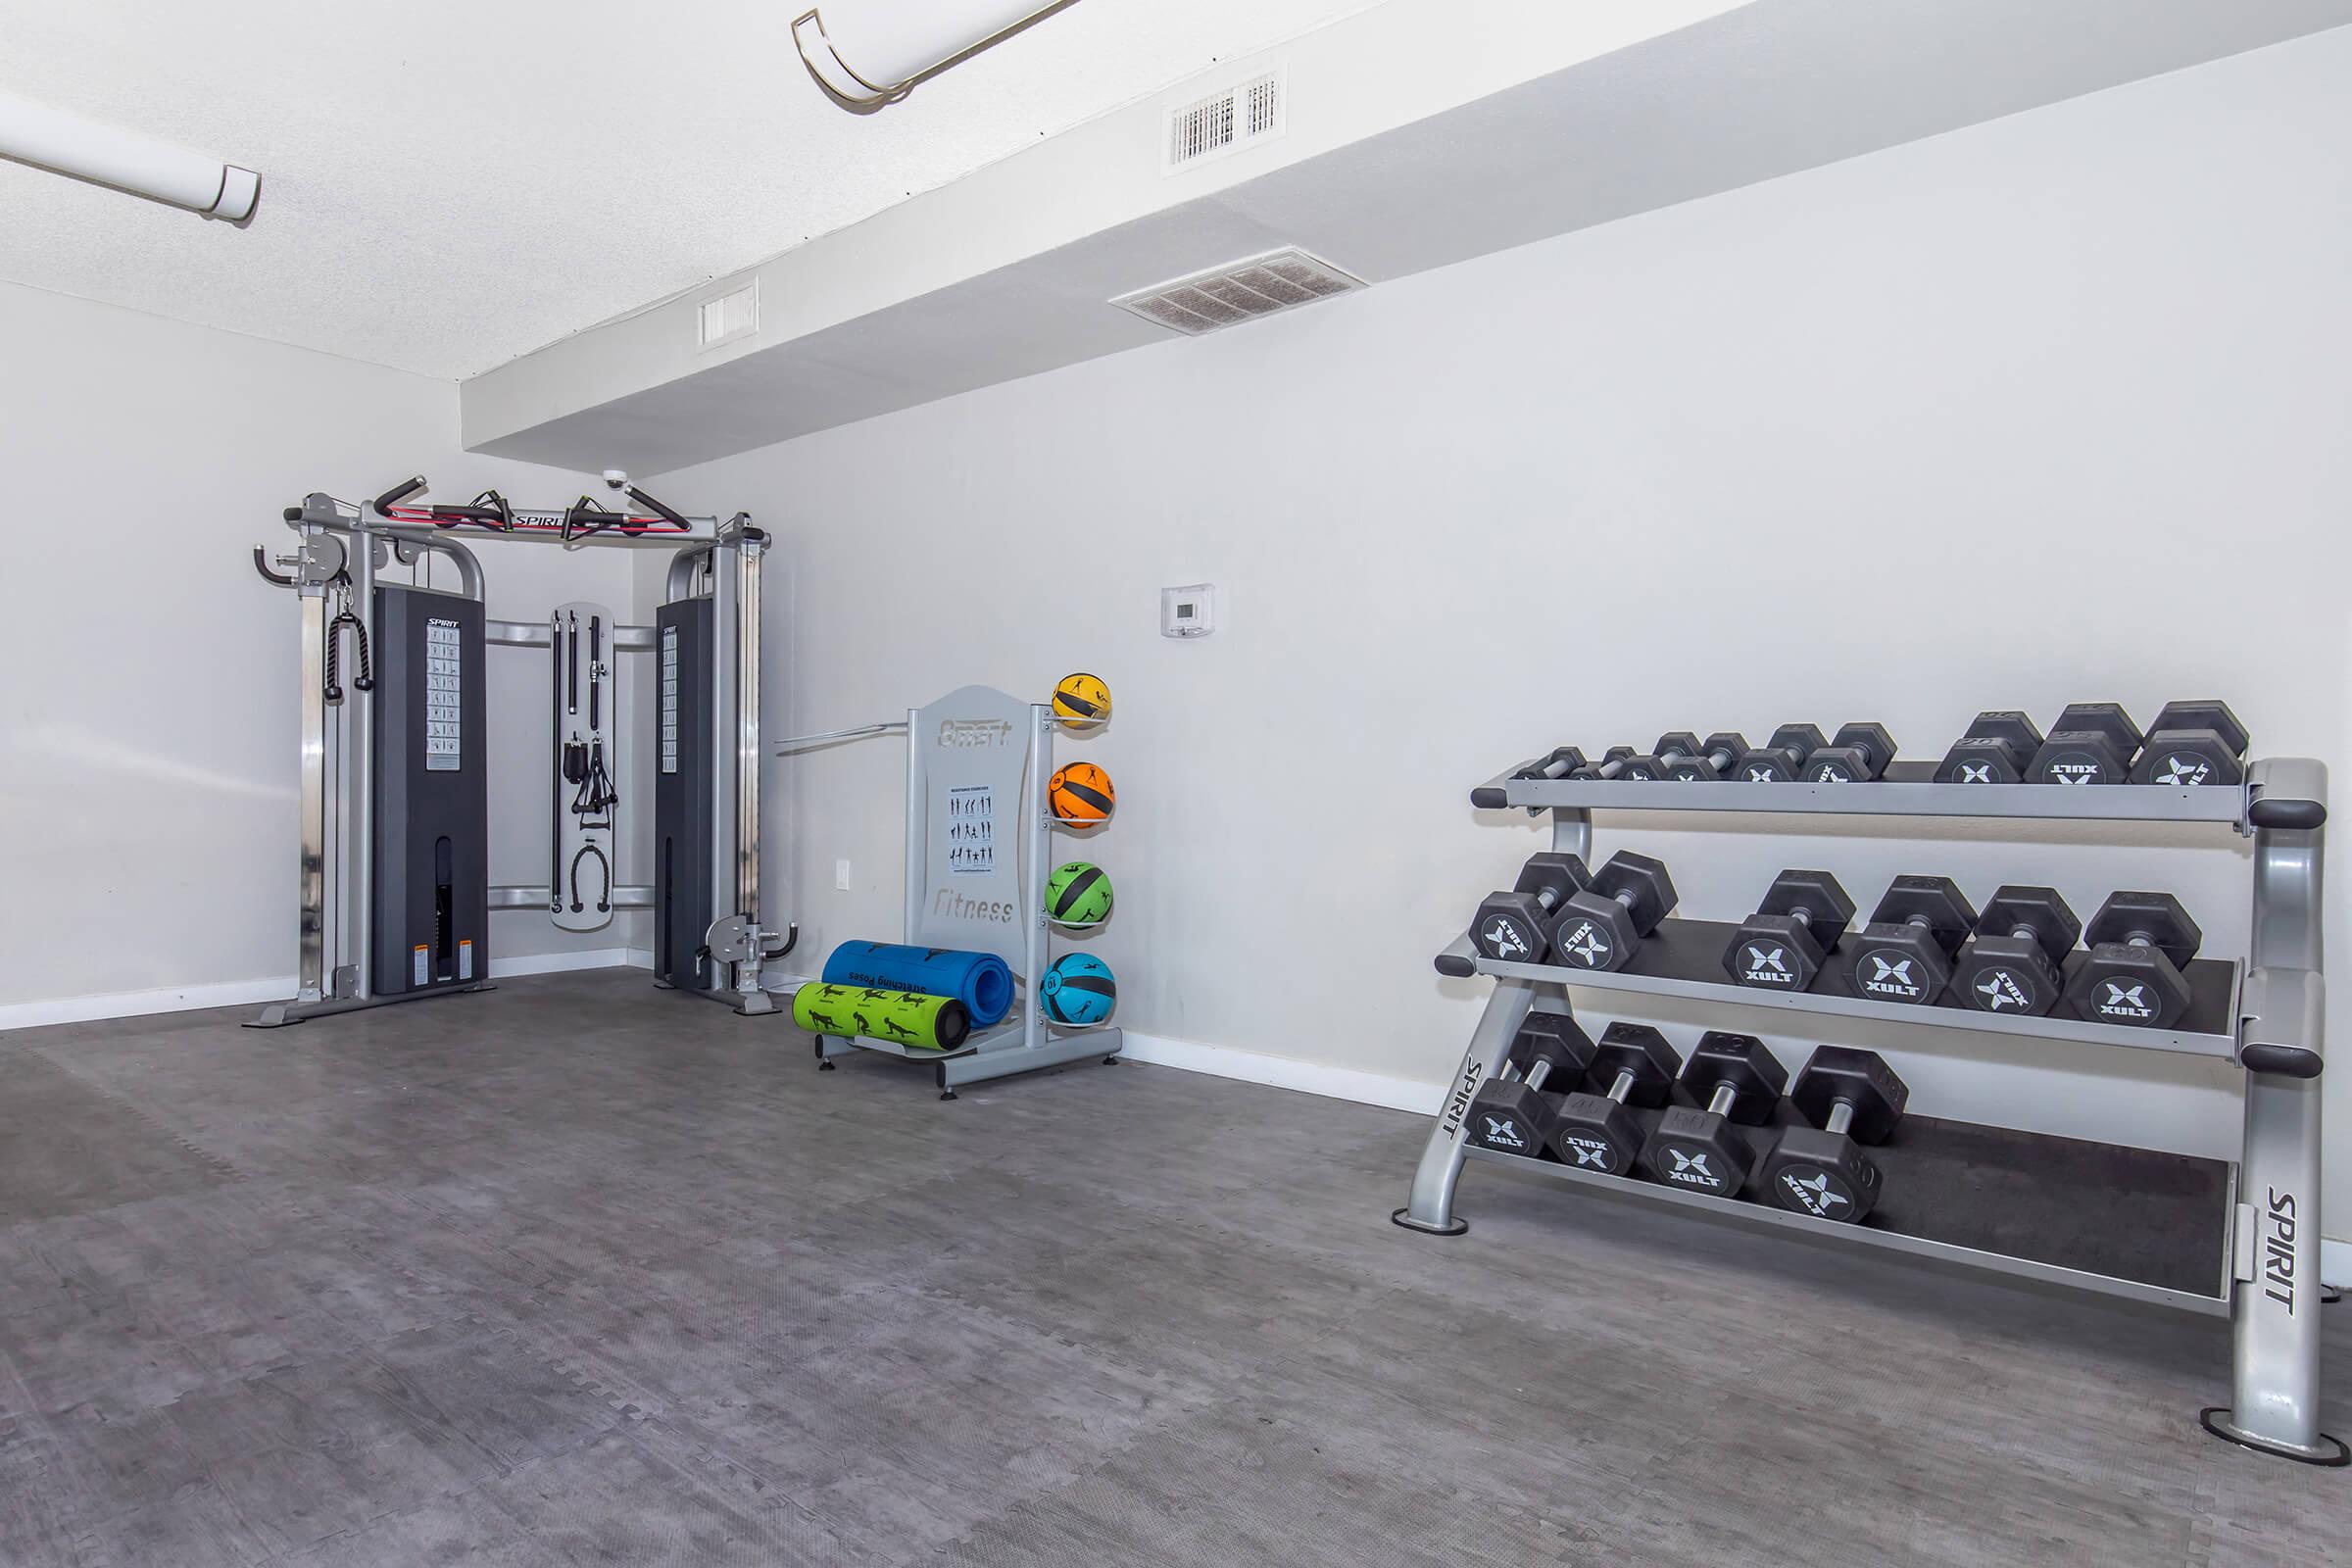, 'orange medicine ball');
1049,762,1115,823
